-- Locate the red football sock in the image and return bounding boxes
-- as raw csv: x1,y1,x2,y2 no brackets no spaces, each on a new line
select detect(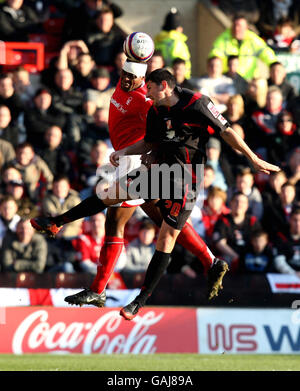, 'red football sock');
177,222,215,273
90,236,124,294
